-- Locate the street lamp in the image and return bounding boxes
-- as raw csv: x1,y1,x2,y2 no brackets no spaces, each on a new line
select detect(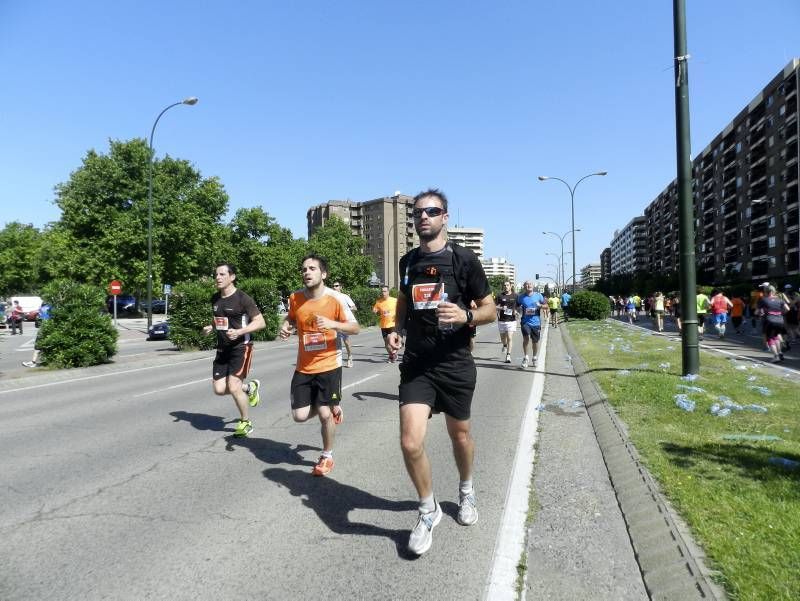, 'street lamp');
543,229,580,292
545,253,561,291
539,172,607,293
146,96,198,328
